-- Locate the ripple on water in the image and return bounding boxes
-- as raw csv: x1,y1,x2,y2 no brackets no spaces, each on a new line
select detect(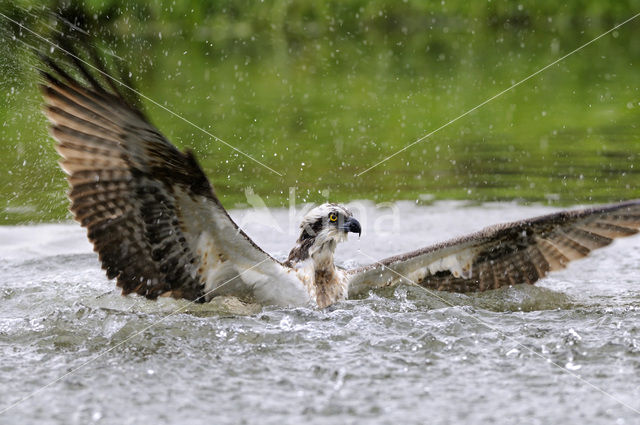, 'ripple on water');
1,203,640,424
